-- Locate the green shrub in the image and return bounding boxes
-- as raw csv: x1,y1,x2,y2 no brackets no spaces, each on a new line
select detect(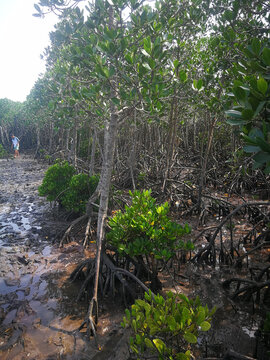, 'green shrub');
122,291,215,360
0,144,8,158
107,190,193,262
38,160,76,202
62,173,99,214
